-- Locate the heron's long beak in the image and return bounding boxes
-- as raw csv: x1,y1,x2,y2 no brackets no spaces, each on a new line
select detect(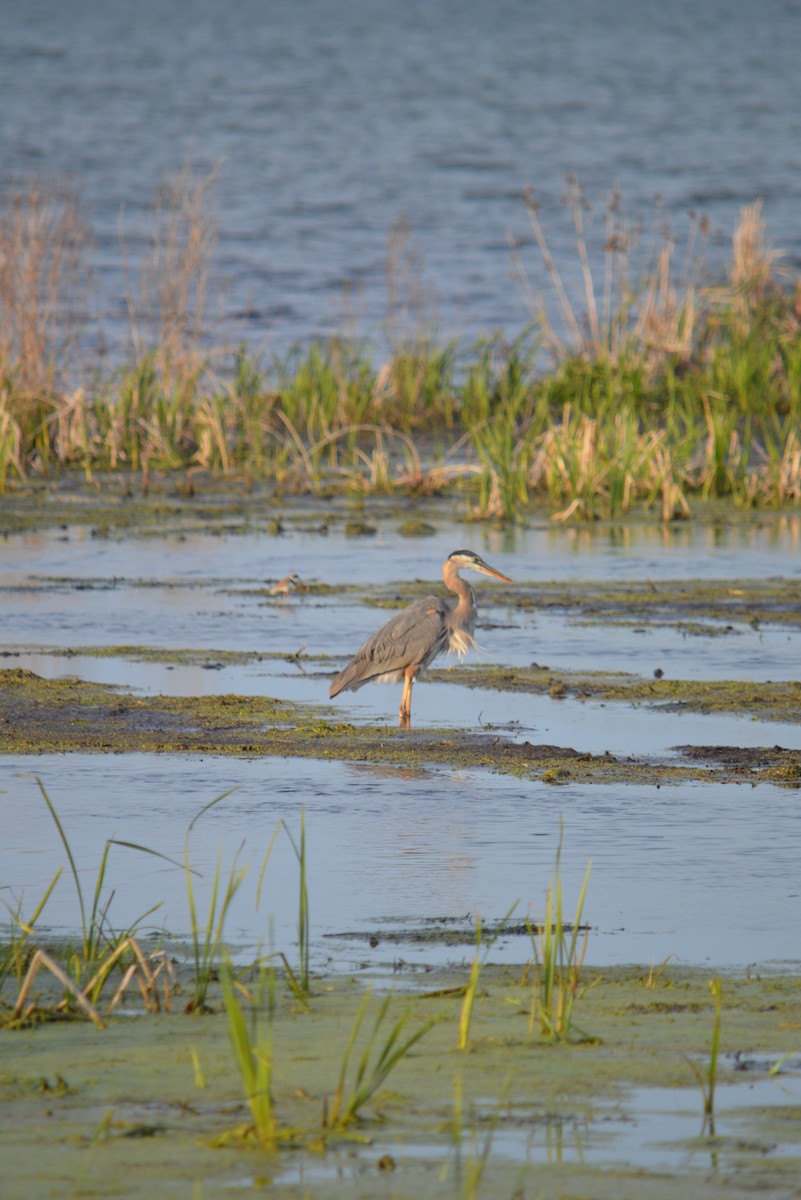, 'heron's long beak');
474,560,513,584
